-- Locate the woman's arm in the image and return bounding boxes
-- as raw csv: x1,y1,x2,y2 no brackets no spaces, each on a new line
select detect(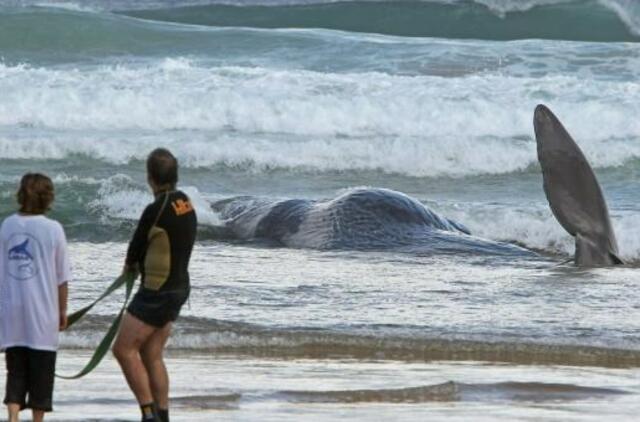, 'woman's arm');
58,282,68,330
55,223,72,331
